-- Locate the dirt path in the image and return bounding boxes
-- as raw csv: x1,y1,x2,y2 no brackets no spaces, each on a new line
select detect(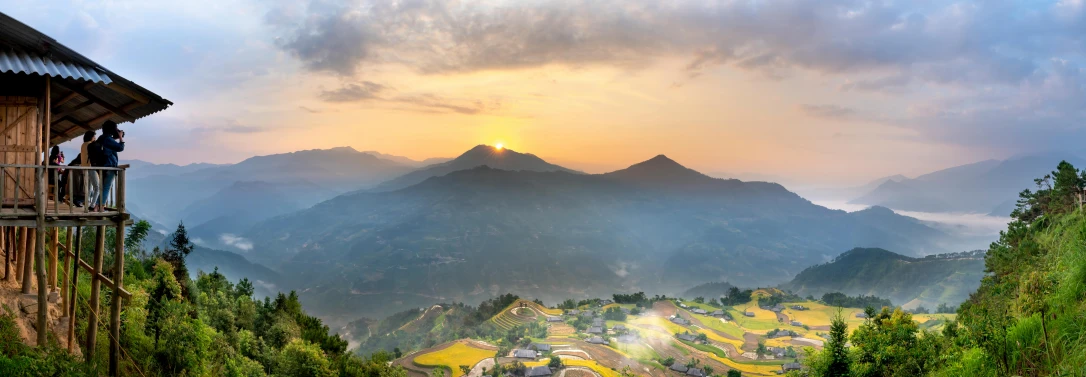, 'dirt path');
559,367,601,377
775,312,789,324
742,332,760,352
467,358,496,377
652,301,677,317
